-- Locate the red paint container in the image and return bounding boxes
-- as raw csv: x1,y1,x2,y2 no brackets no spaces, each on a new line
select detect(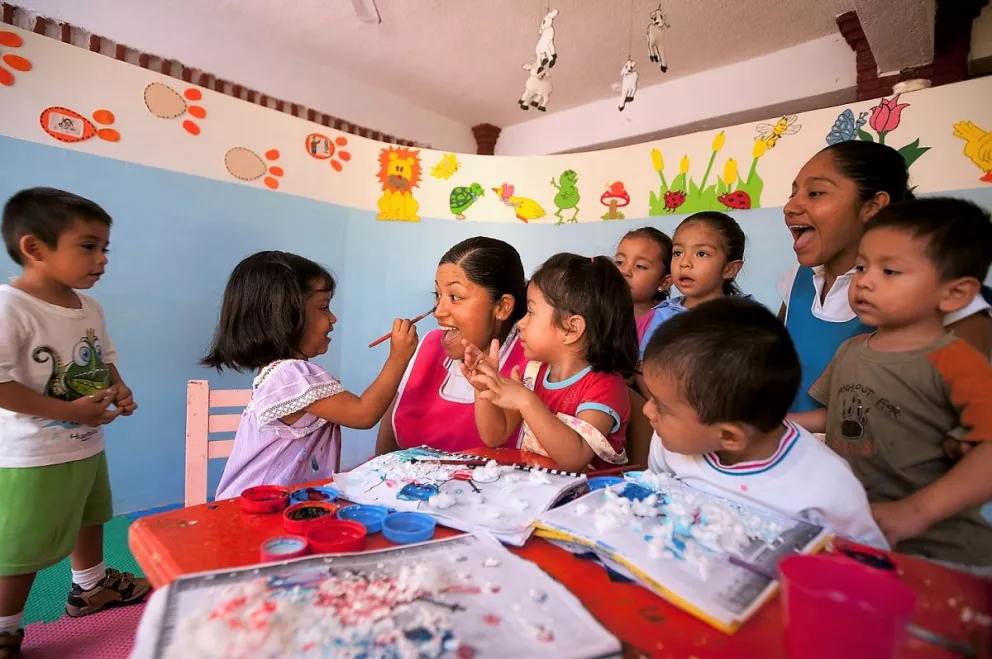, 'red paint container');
306,520,367,553
259,535,309,562
239,485,290,514
282,501,339,535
